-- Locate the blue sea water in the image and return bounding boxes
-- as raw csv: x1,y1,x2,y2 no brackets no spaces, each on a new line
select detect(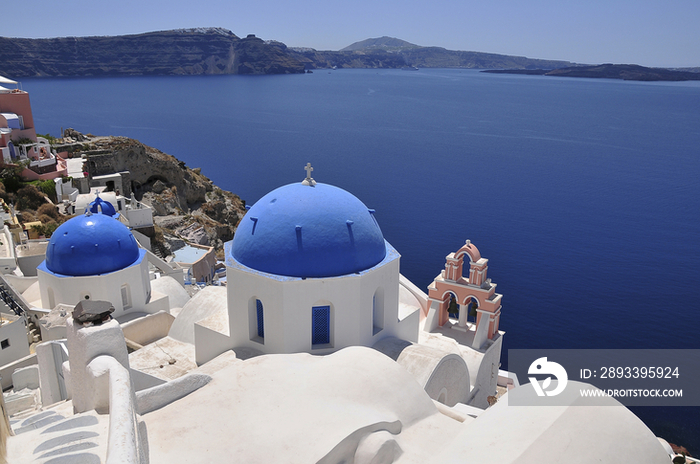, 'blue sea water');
23,69,700,451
